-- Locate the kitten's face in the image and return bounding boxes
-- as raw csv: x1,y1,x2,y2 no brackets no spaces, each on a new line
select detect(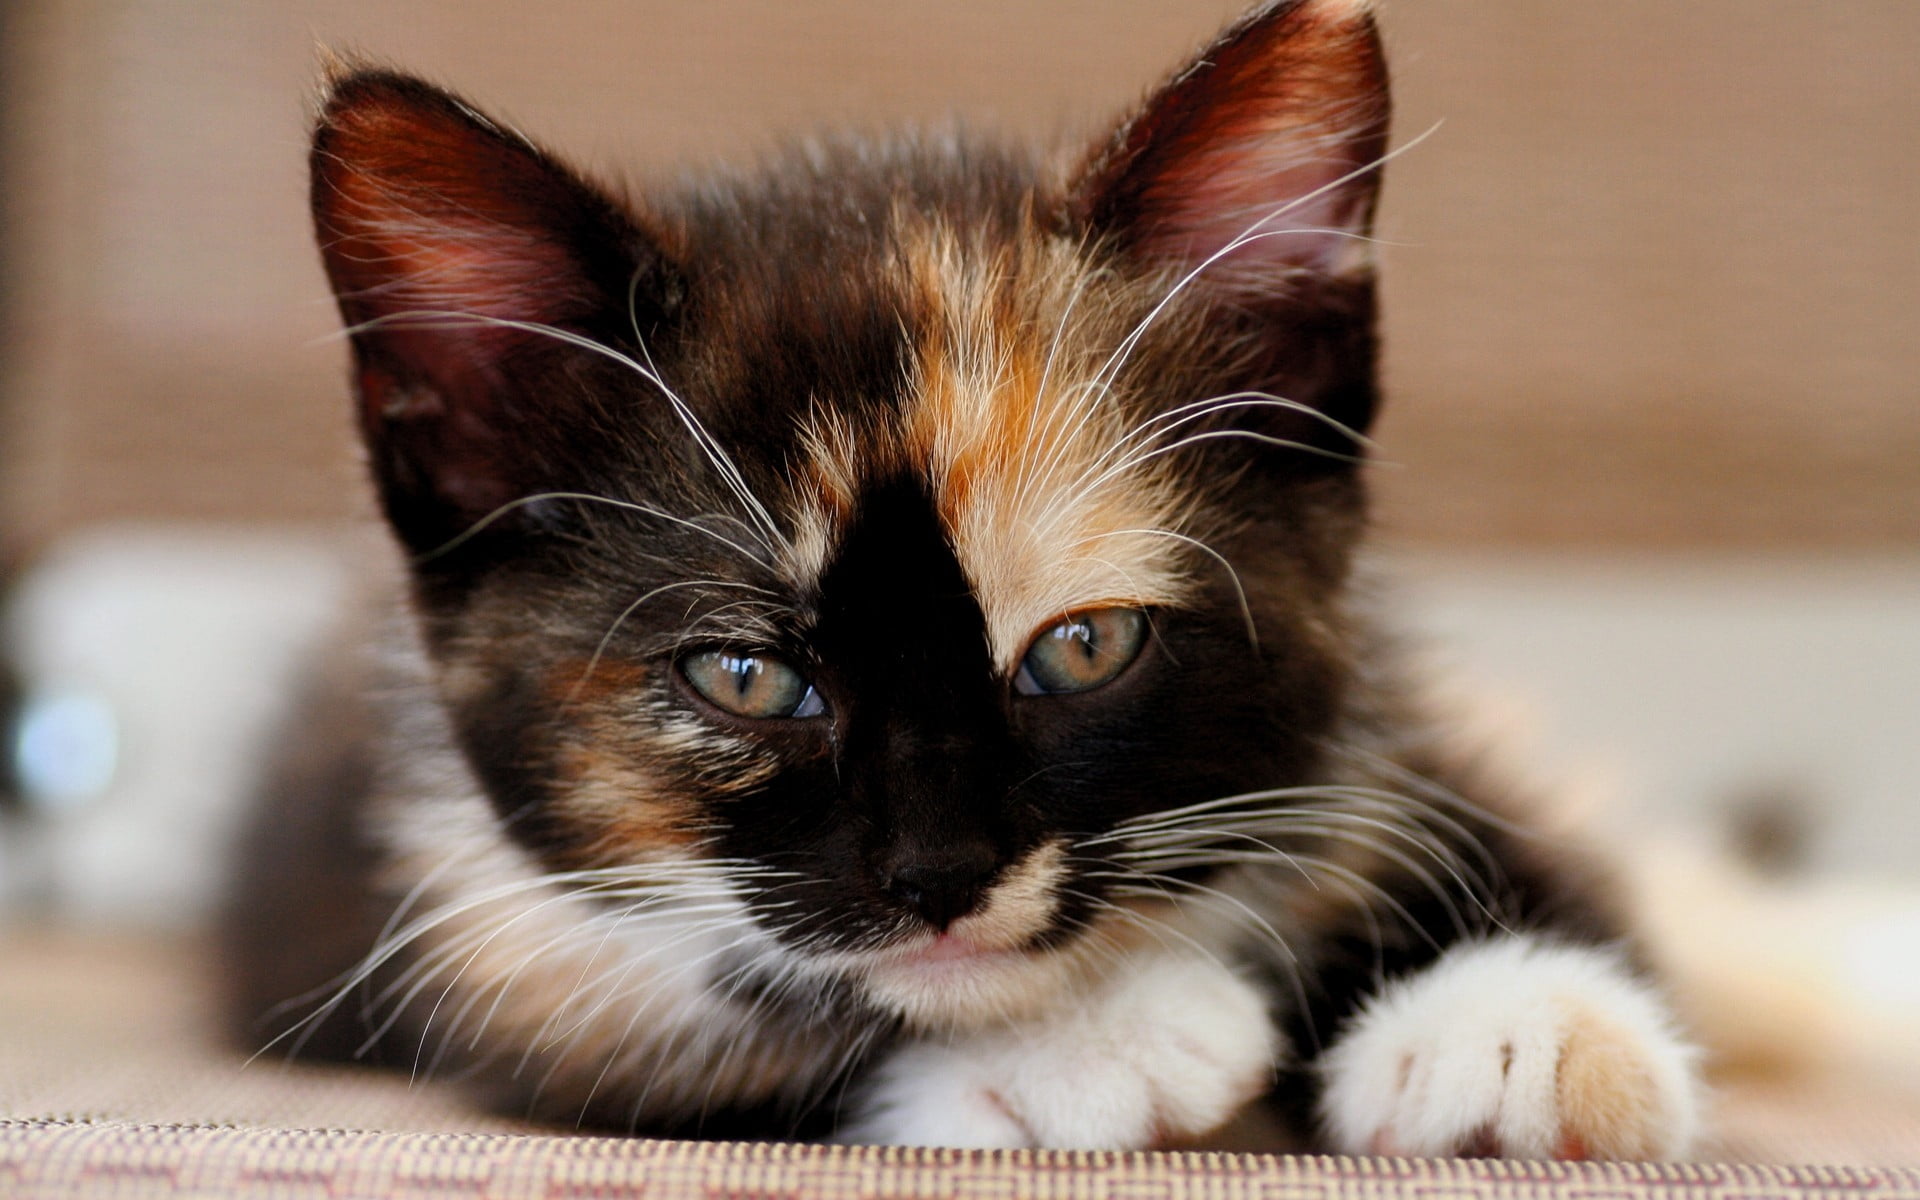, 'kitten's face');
314,0,1388,1028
